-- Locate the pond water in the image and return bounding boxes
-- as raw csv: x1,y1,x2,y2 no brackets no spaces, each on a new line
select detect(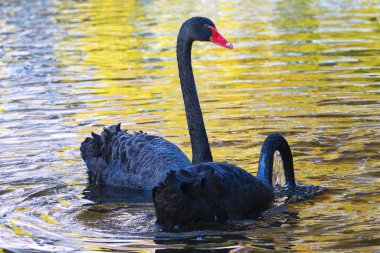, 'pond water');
0,0,379,251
